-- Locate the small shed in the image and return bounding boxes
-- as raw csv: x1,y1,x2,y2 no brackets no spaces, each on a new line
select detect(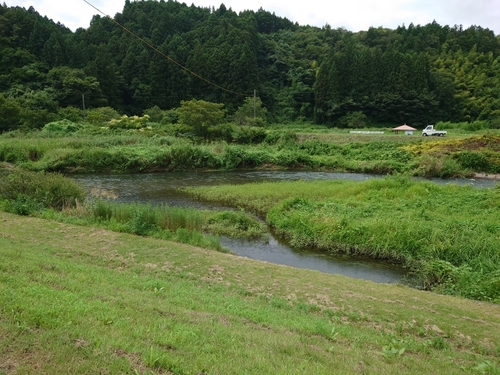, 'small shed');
393,124,417,135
